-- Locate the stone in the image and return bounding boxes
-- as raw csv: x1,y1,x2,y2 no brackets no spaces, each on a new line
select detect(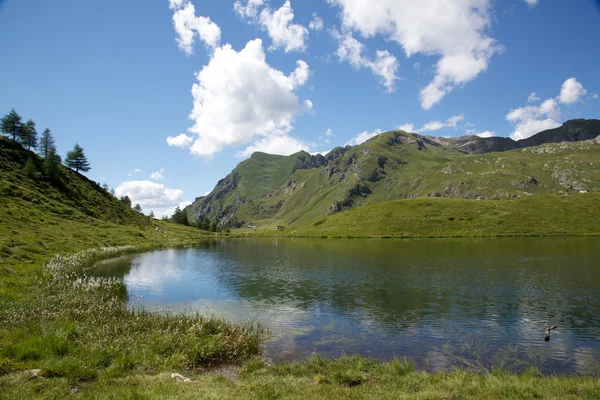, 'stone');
171,372,194,383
